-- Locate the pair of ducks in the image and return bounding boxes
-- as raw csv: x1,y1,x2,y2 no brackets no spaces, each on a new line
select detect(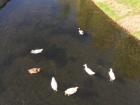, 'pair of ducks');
30,28,84,55
30,28,84,54
27,64,115,96
51,77,79,96
83,64,116,82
